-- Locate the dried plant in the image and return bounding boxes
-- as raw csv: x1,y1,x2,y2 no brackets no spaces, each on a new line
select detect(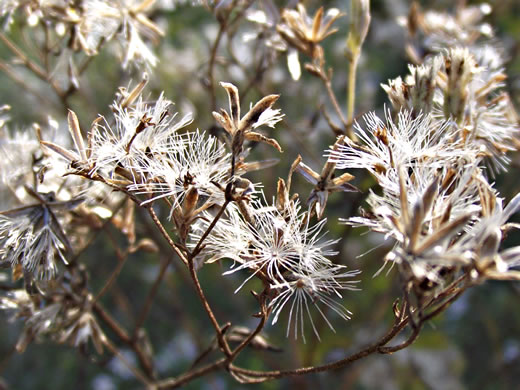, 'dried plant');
0,1,519,389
